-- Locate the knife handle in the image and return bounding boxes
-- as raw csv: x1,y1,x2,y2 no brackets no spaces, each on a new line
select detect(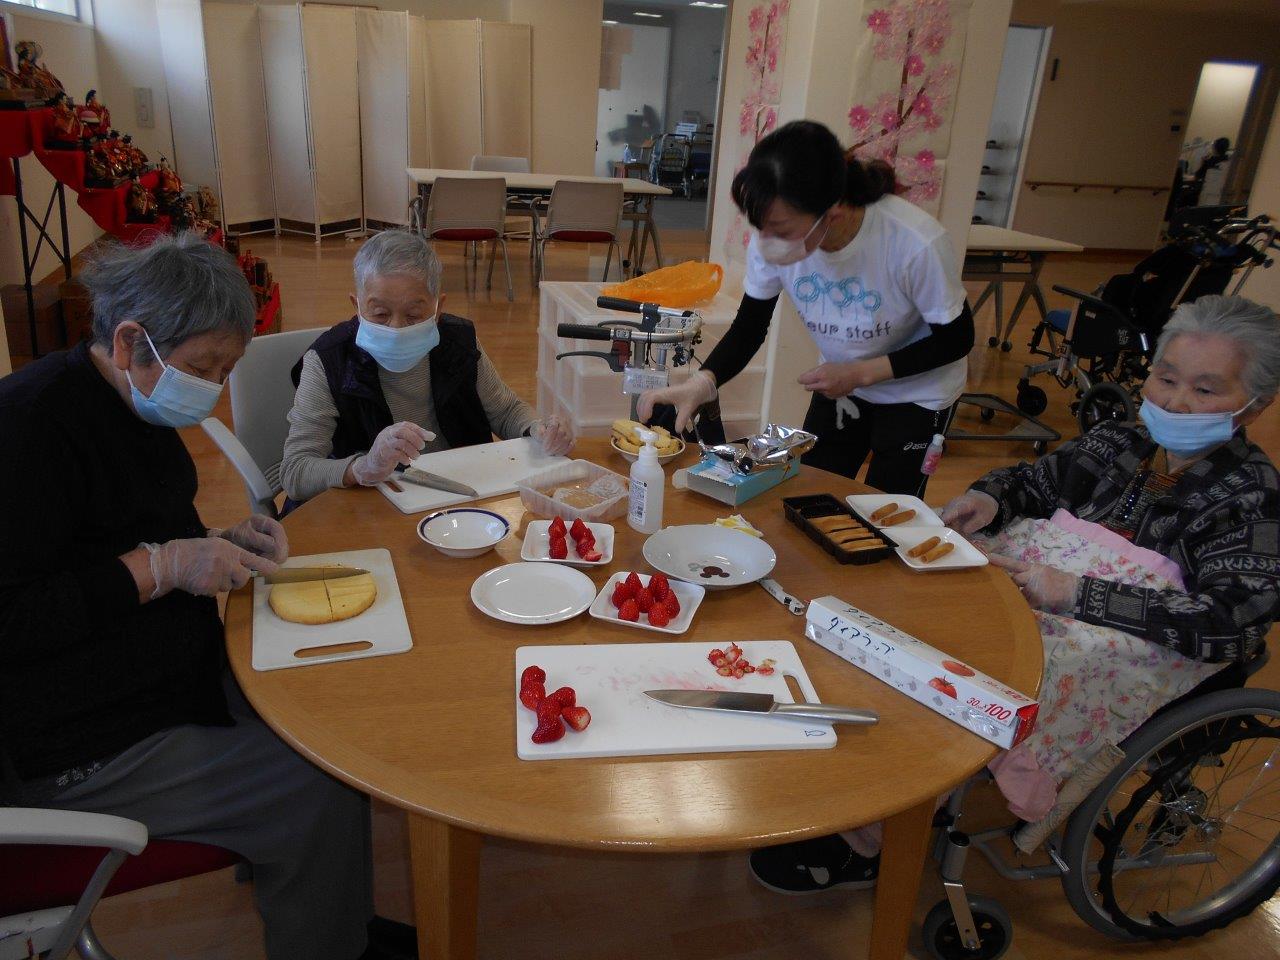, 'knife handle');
772,704,879,725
